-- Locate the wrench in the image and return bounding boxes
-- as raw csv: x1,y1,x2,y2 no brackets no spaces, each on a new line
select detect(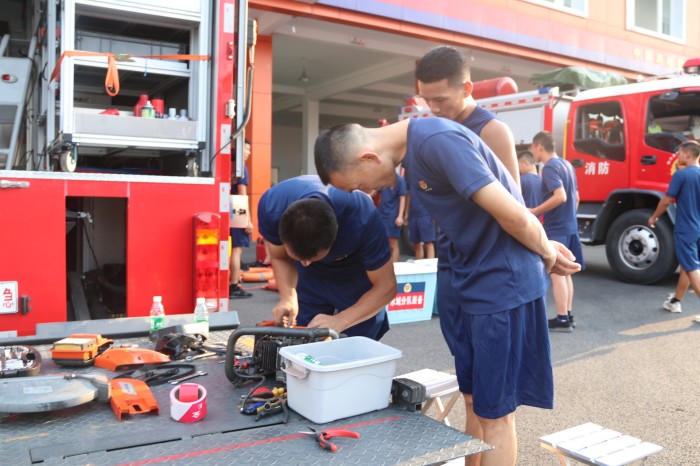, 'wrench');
169,370,207,385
